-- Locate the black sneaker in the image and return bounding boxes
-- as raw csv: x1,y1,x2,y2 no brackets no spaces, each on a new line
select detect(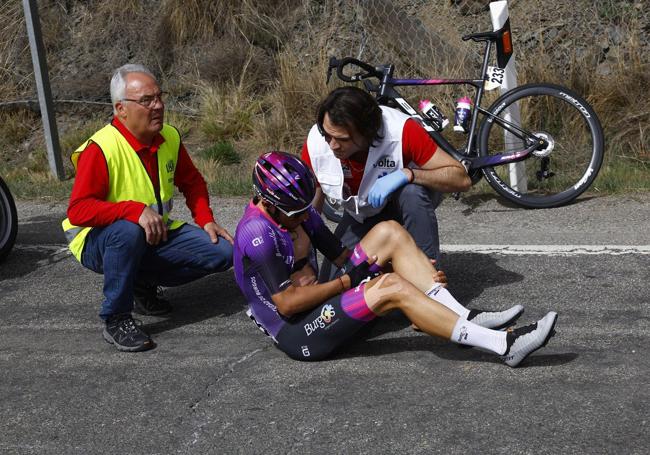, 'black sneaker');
502,311,558,367
103,314,154,352
467,304,524,330
133,282,173,316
